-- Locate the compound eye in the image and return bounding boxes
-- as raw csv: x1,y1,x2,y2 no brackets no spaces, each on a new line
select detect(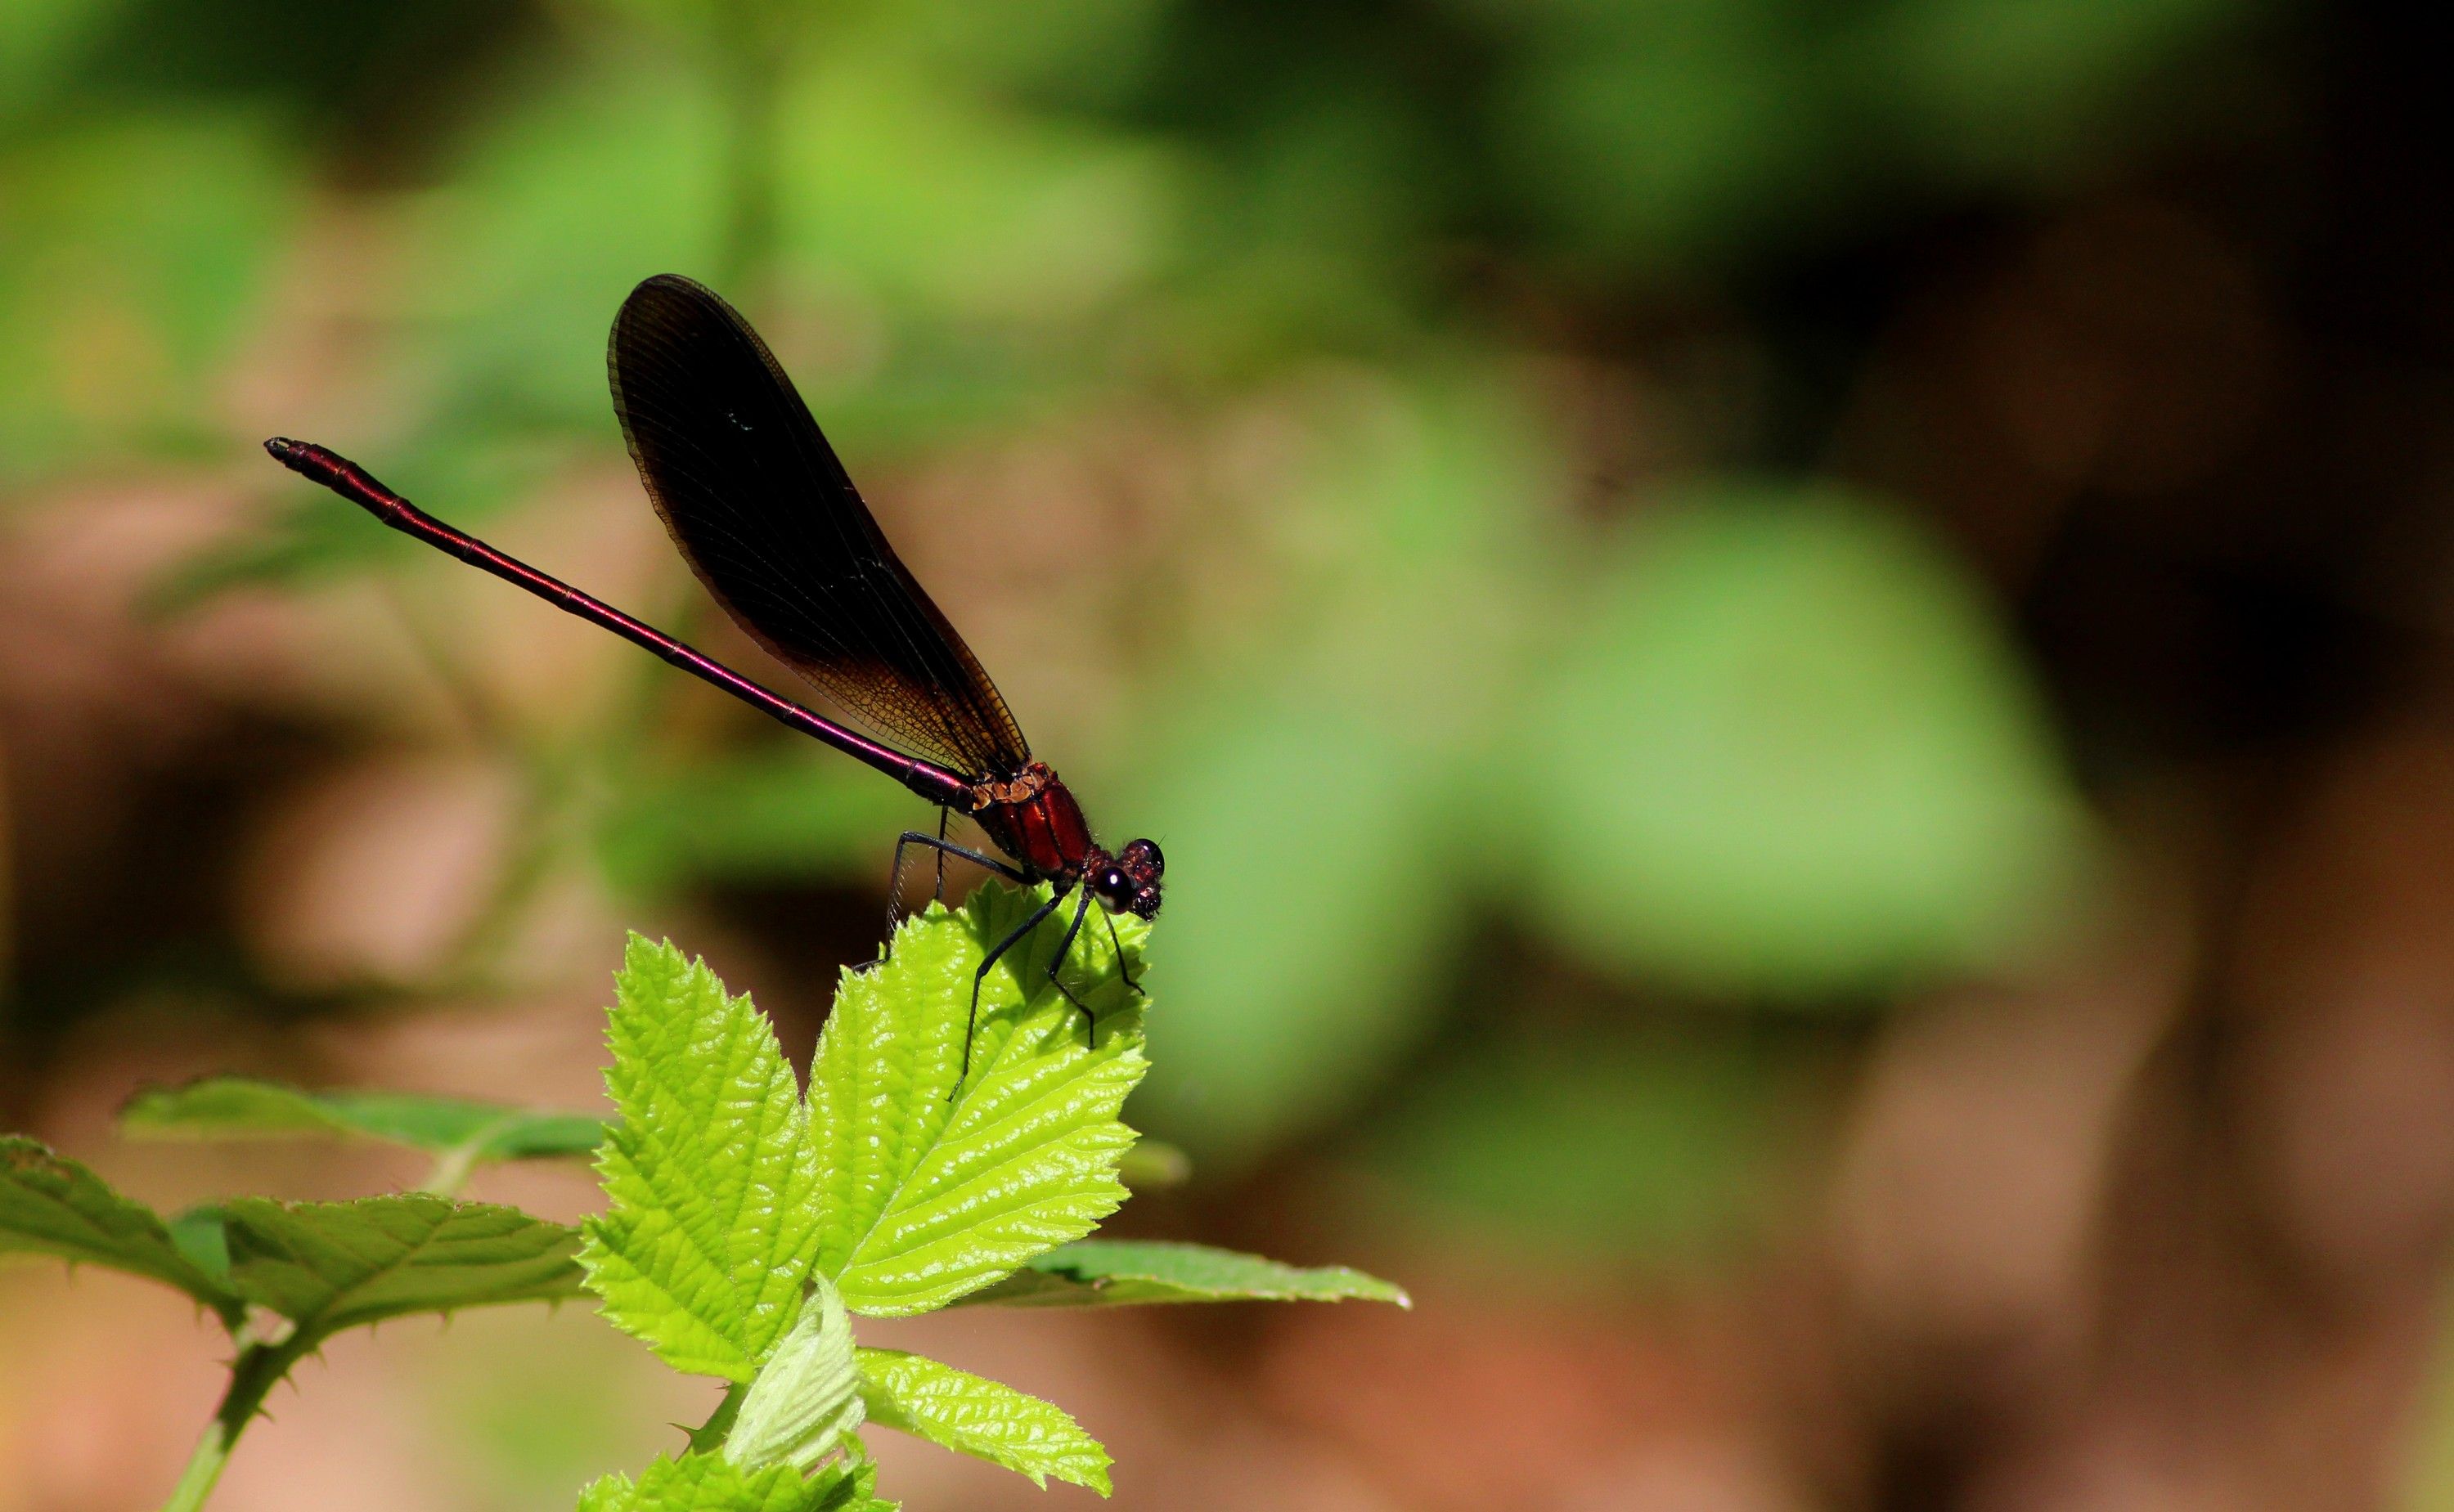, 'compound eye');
1099,868,1129,898
1123,838,1163,877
